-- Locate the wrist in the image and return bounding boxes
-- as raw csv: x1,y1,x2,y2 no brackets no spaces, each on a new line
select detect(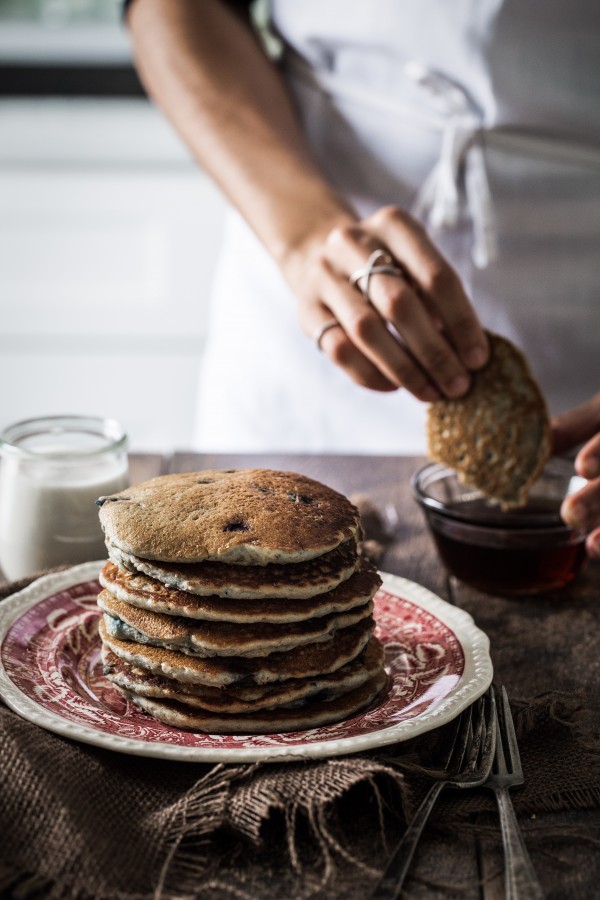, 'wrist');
270,188,356,290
